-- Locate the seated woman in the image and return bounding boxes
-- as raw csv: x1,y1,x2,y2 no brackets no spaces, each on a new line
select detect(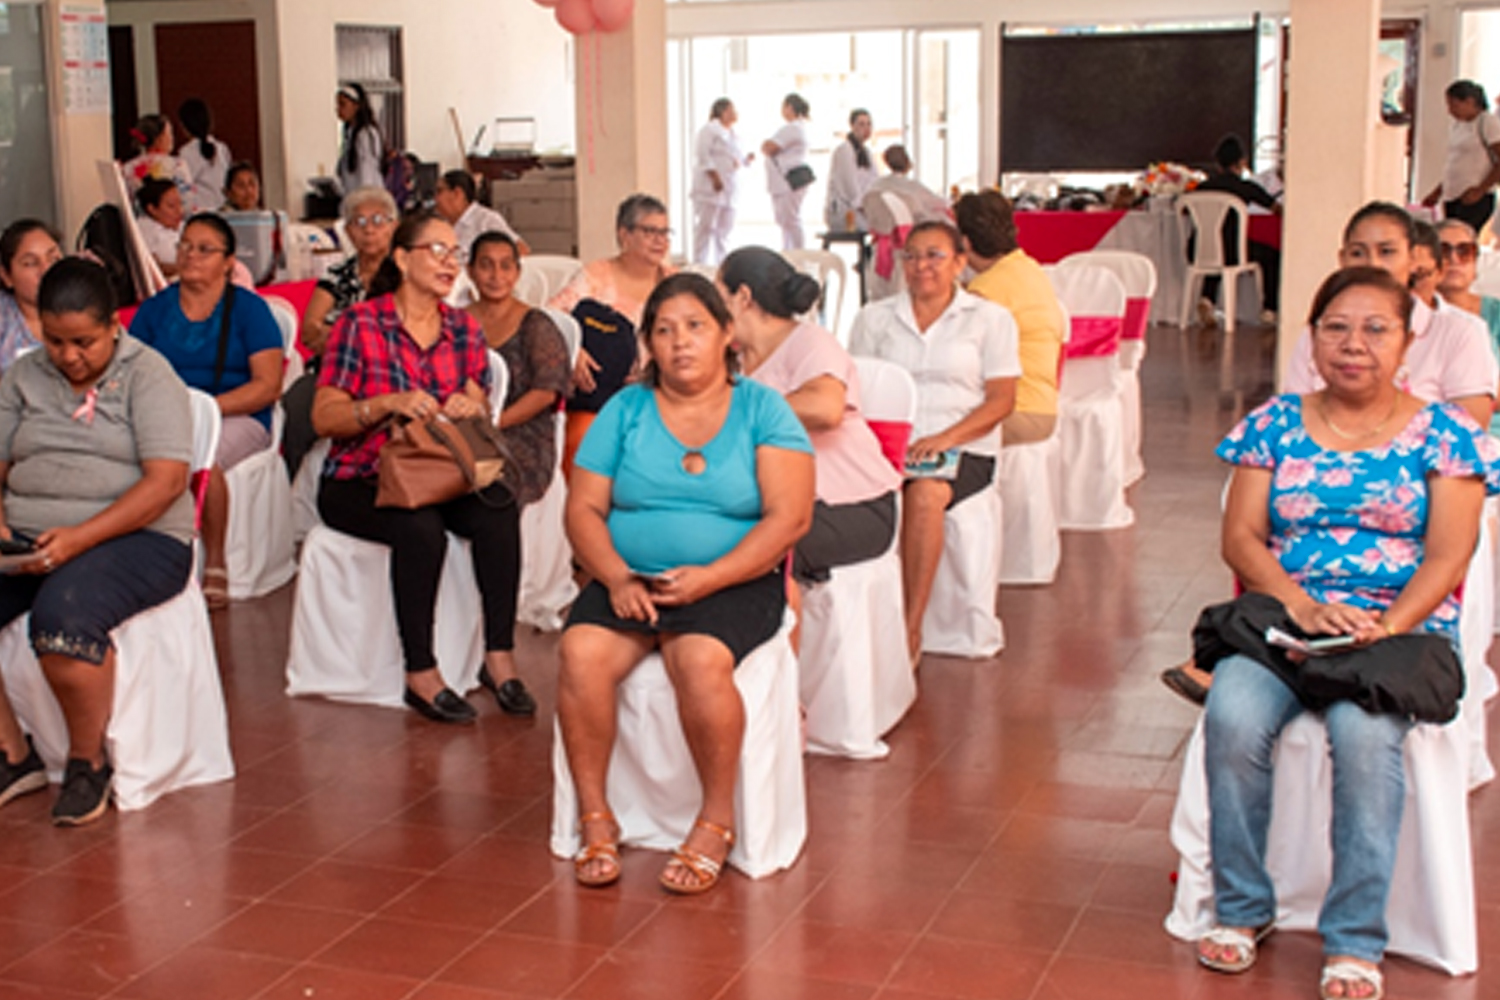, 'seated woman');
466,232,571,508
848,221,1020,662
223,161,264,212
312,212,530,722
120,114,193,205
1433,219,1500,435
719,246,901,584
558,274,813,894
0,259,195,826
548,193,676,475
0,219,62,371
283,186,397,478
129,213,283,609
135,179,185,278
1198,266,1496,1000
